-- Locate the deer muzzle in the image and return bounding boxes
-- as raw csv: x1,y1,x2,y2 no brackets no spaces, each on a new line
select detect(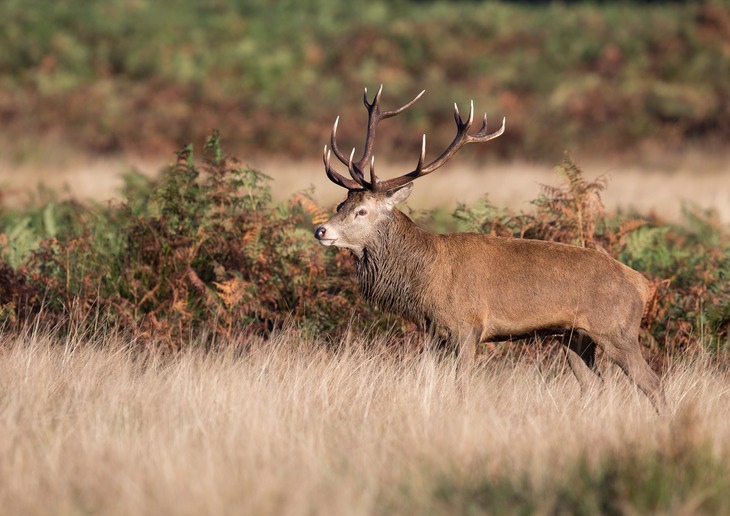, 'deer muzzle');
314,225,336,246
